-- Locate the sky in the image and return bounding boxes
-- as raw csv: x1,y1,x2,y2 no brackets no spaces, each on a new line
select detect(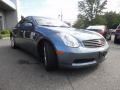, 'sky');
20,0,120,23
